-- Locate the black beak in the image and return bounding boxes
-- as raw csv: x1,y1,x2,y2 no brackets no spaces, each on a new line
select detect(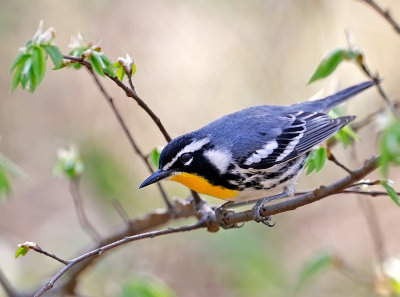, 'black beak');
139,169,173,188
